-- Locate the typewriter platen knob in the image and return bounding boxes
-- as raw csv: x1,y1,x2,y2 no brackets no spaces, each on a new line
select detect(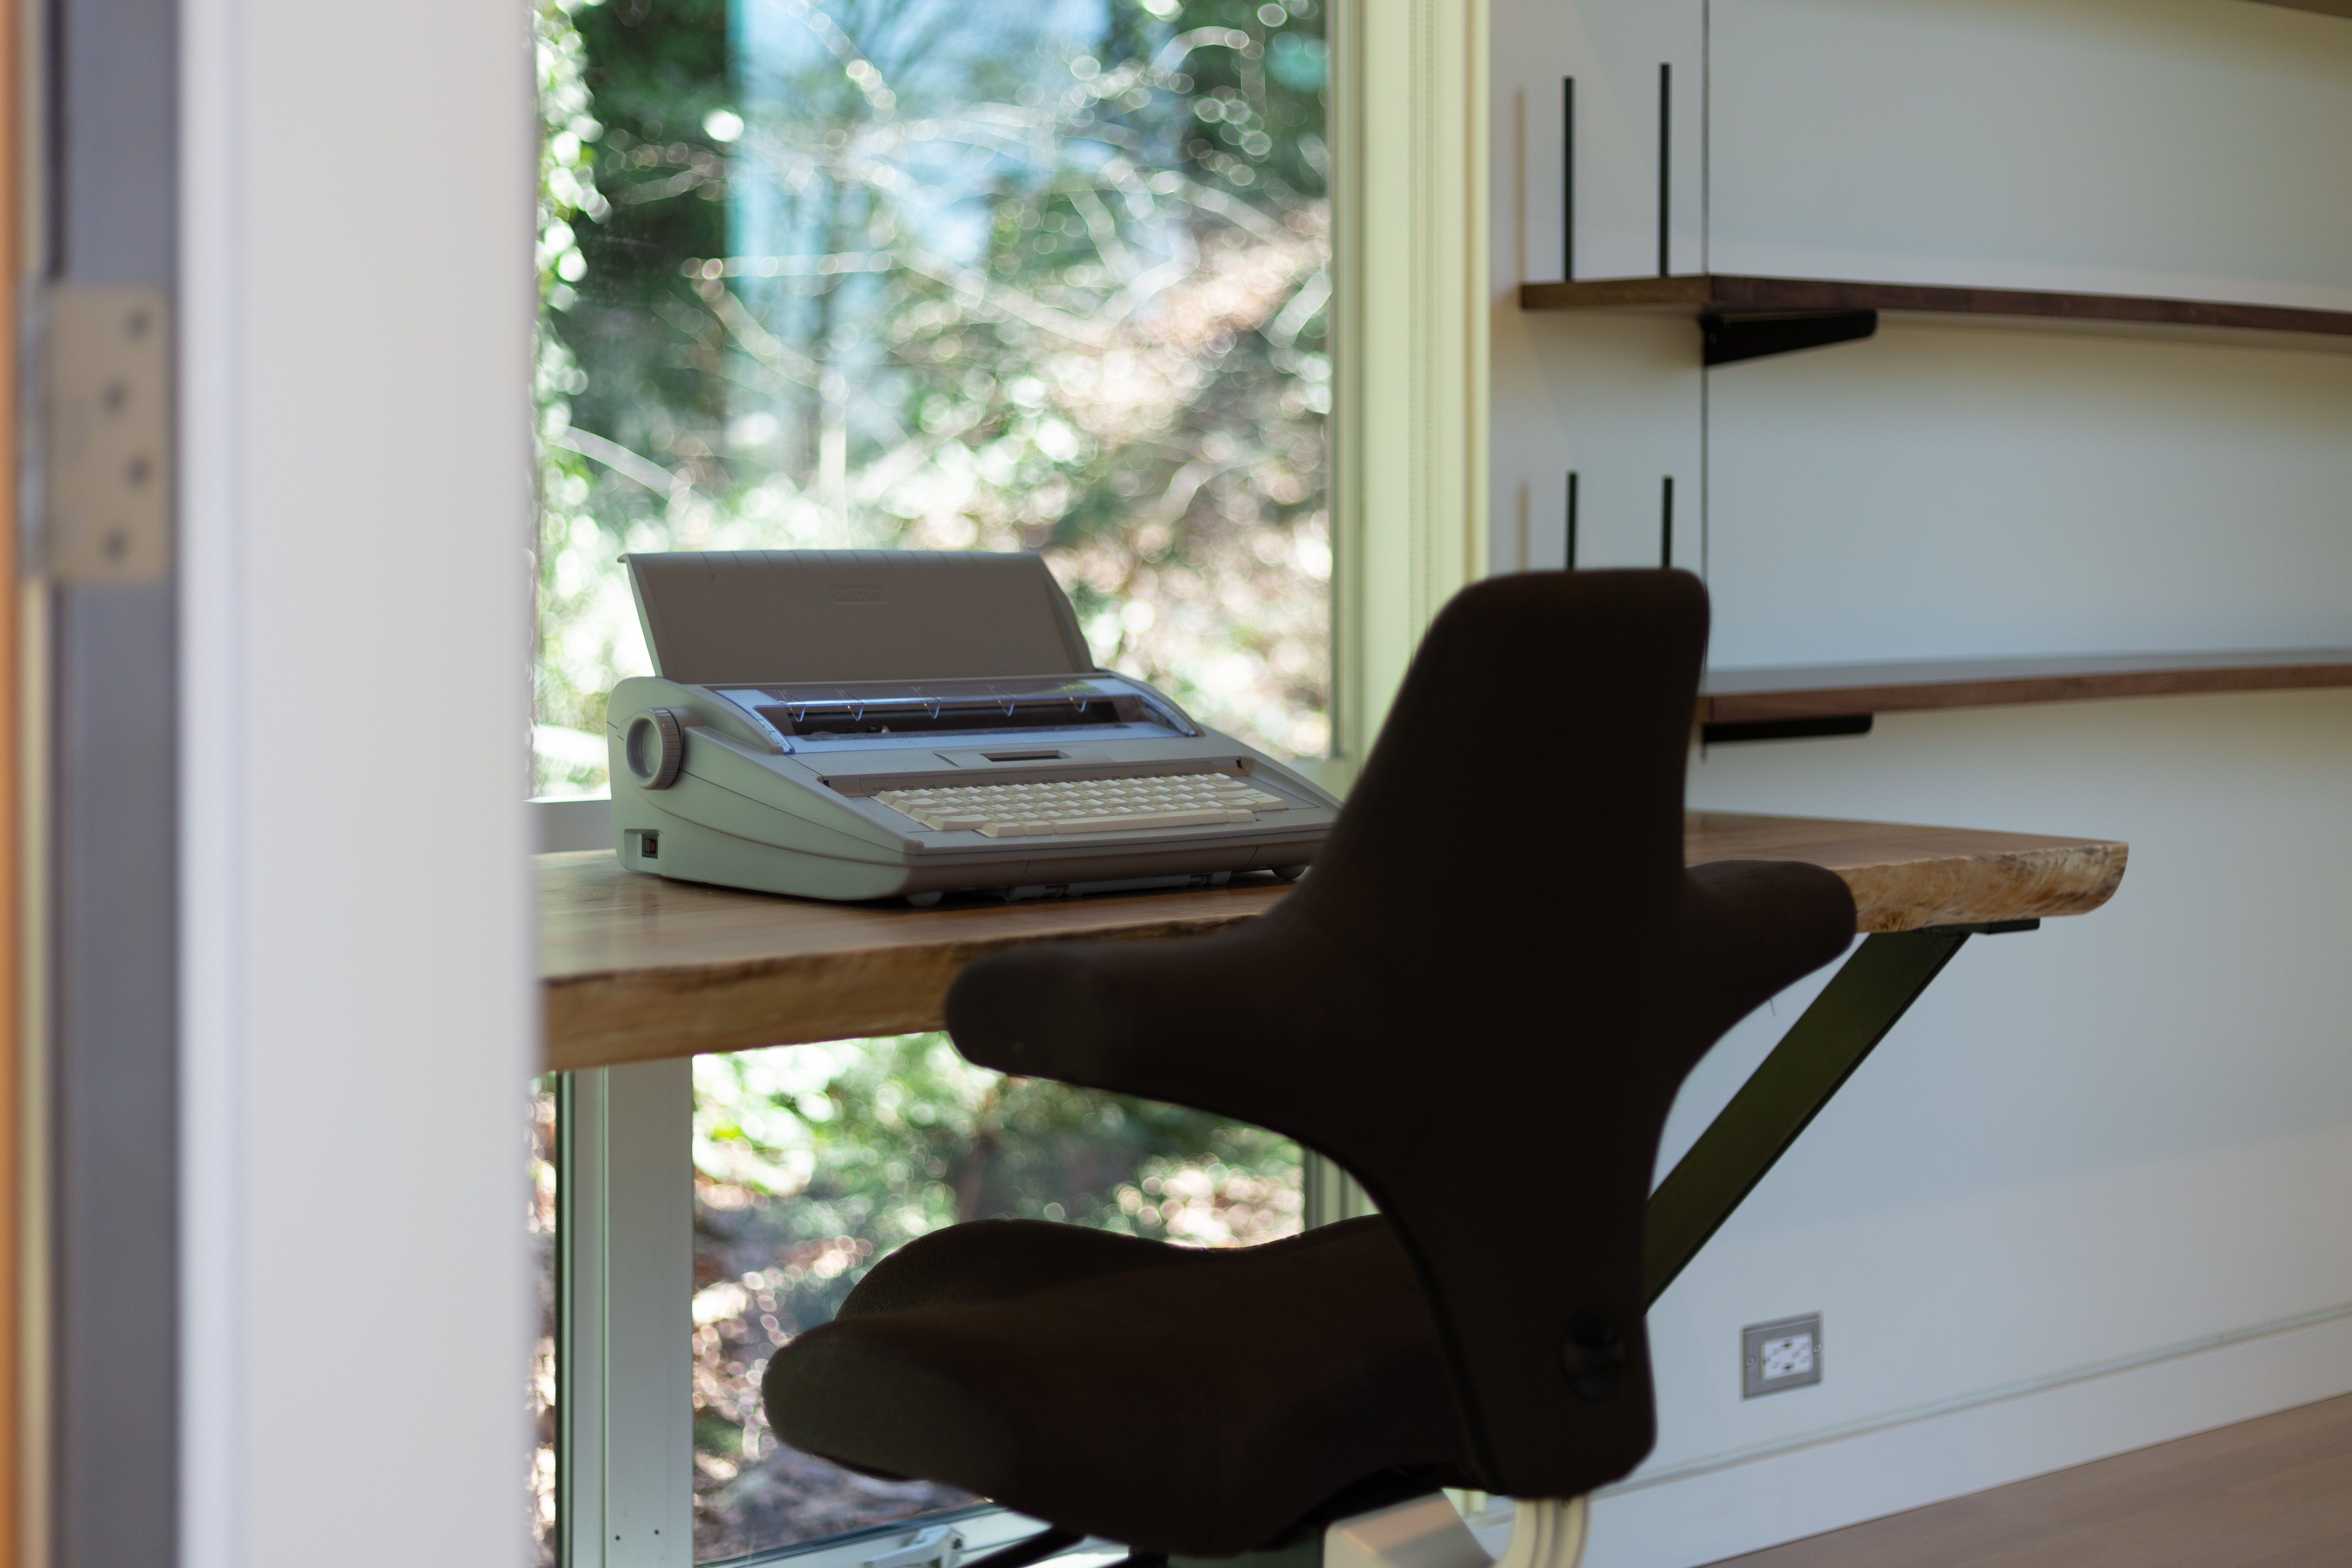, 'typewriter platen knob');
624,707,685,790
